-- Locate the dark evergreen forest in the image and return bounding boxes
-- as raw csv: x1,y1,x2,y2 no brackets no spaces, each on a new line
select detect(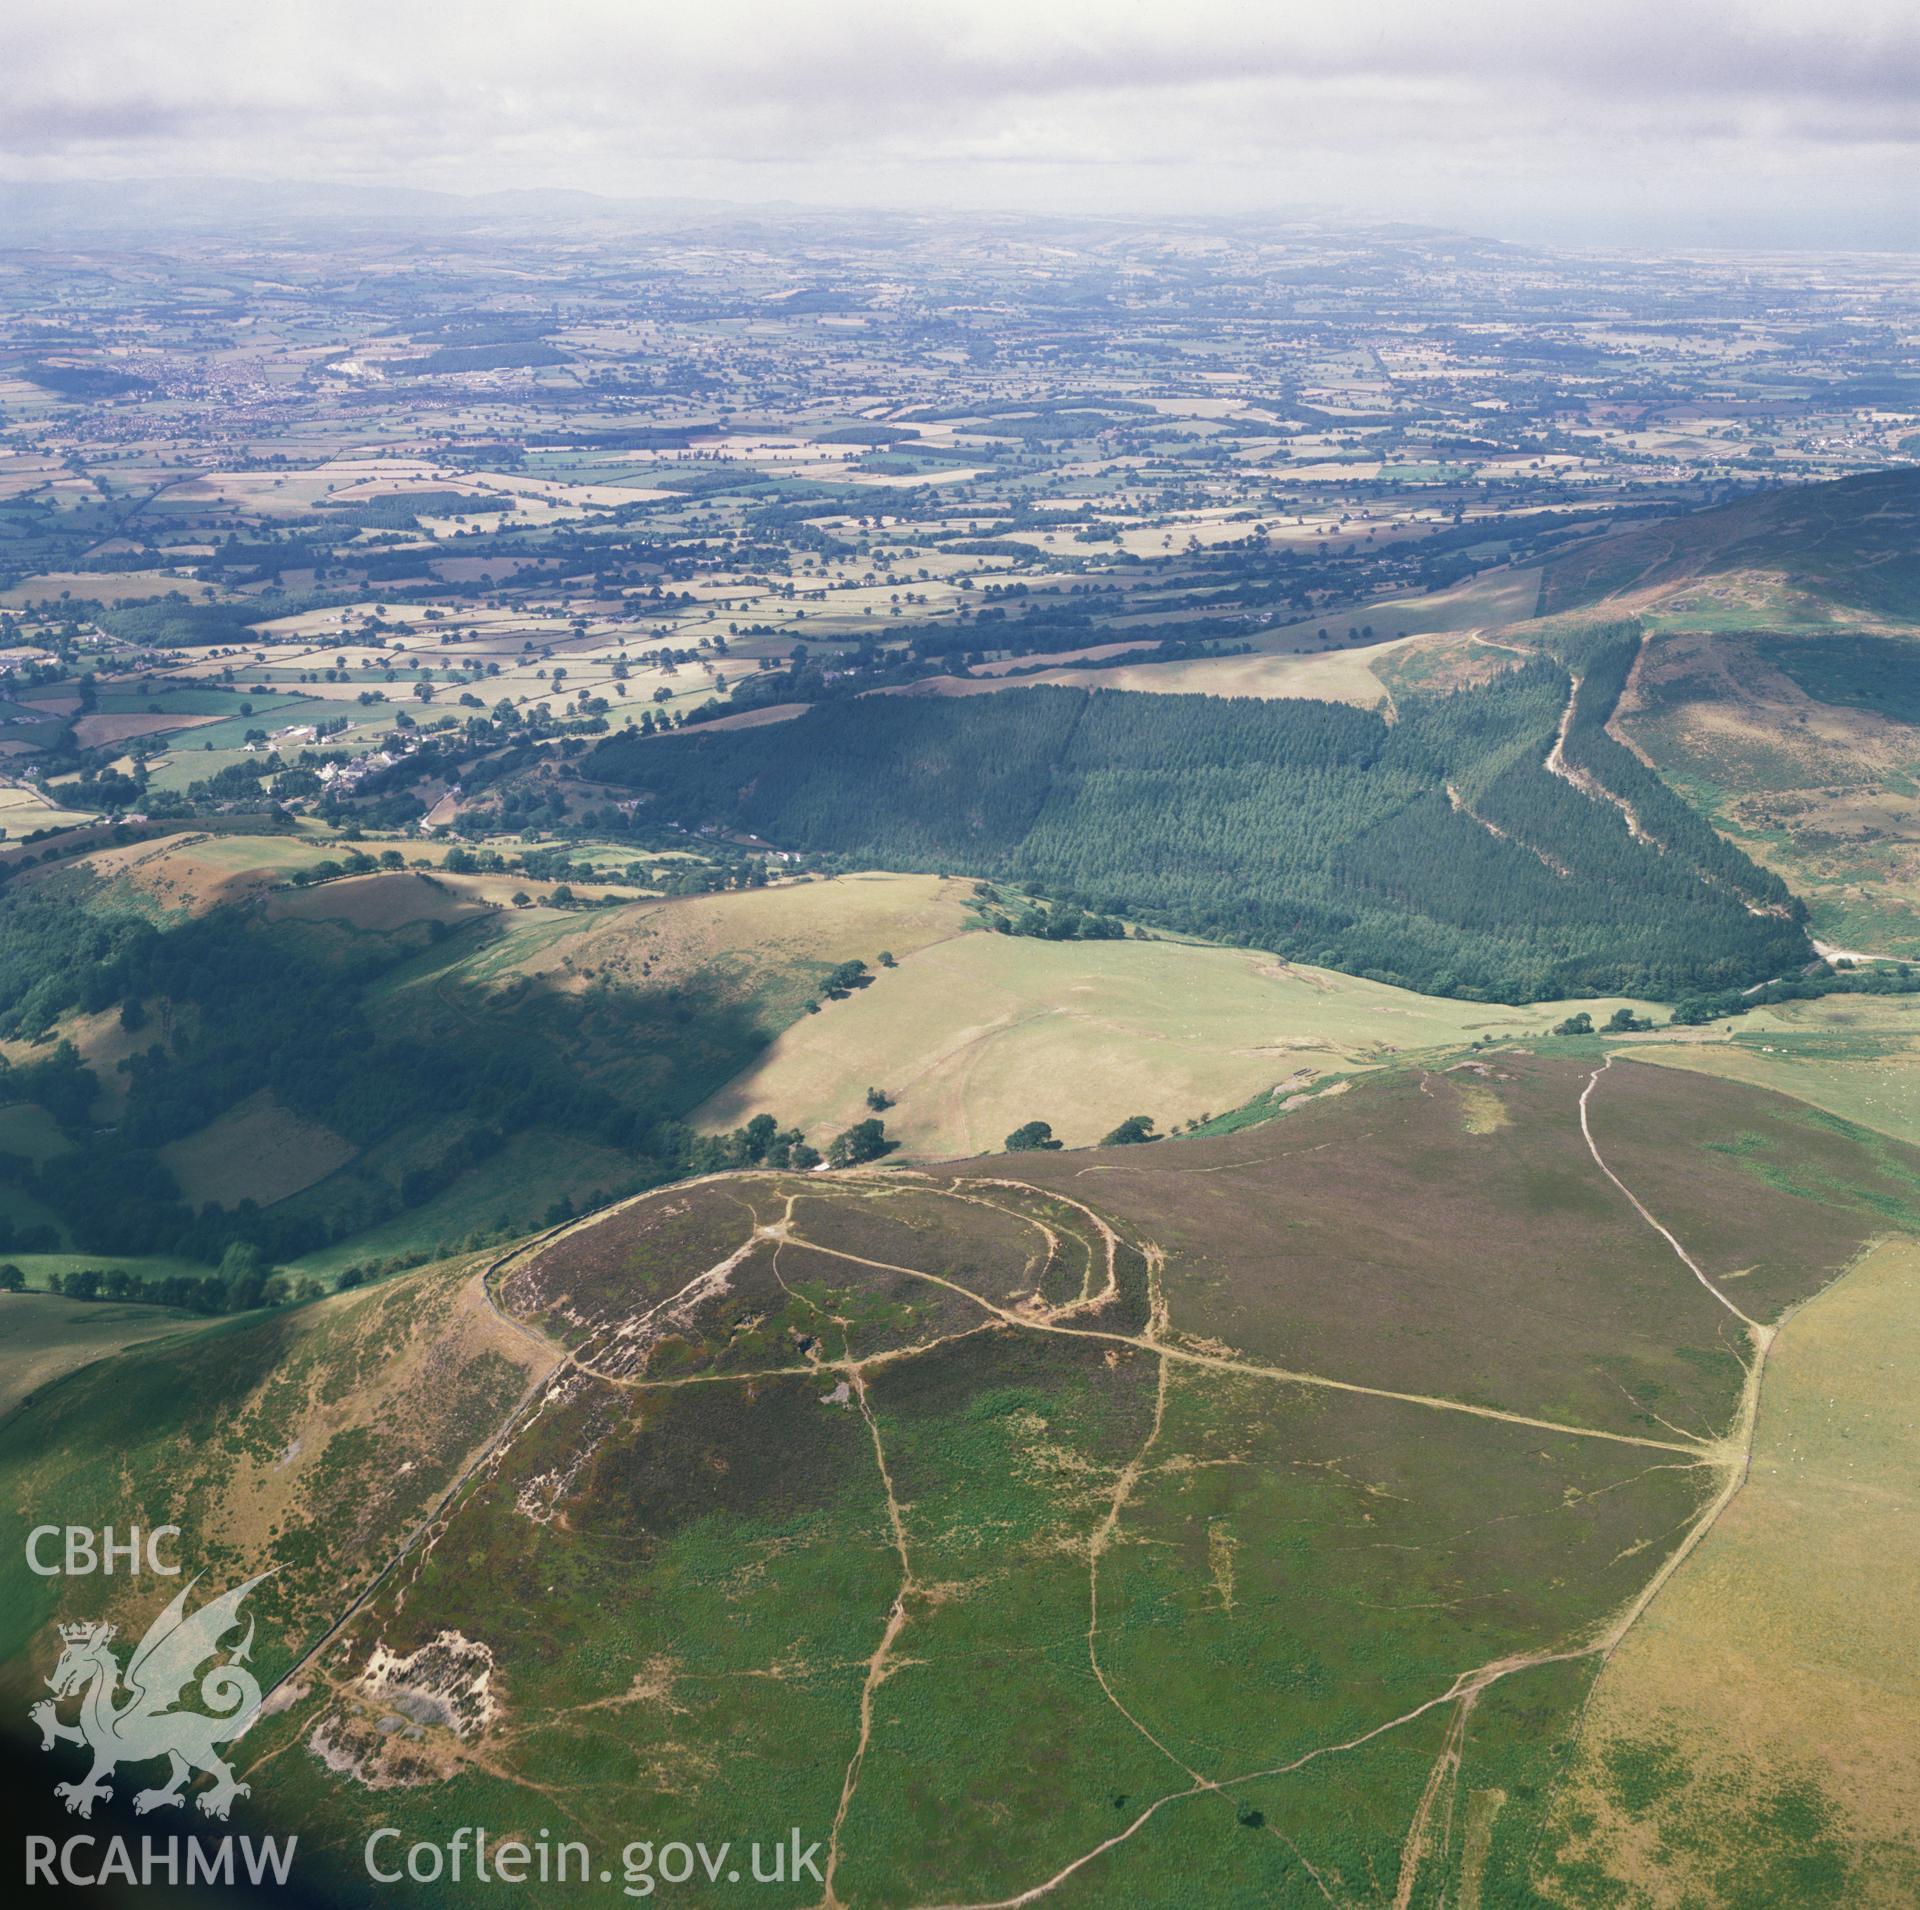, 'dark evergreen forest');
588,654,1809,1002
